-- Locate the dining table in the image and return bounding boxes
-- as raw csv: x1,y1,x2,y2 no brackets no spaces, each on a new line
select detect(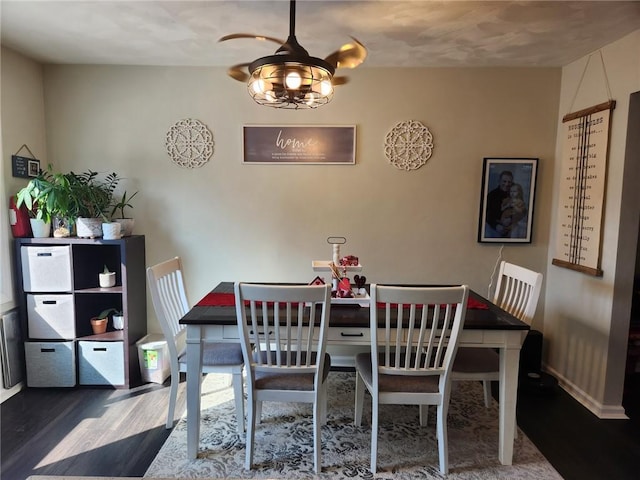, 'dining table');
179,281,529,465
